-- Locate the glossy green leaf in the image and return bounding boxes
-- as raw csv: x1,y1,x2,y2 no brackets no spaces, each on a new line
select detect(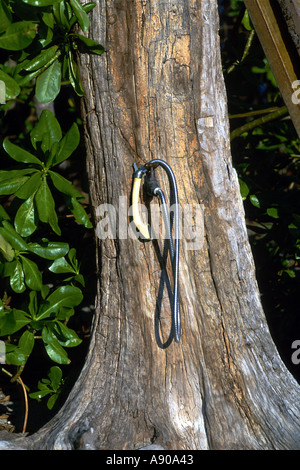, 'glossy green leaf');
14,192,37,237
249,194,261,208
3,138,42,165
53,1,71,29
68,196,92,228
68,51,84,97
0,0,12,34
5,344,26,366
53,321,82,348
42,326,70,364
35,59,62,104
0,70,20,99
48,256,75,274
0,233,14,262
72,33,105,55
49,171,83,199
28,291,38,318
238,179,249,201
35,179,61,235
49,122,80,167
31,109,62,152
10,261,26,293
48,365,63,390
20,255,43,291
18,330,35,356
29,389,51,400
0,21,37,51
0,176,29,196
24,45,59,72
0,308,30,336
14,171,42,199
0,221,28,251
36,285,83,321
22,0,62,6
0,168,37,182
267,207,279,219
70,0,89,31
27,240,69,260
0,205,10,222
